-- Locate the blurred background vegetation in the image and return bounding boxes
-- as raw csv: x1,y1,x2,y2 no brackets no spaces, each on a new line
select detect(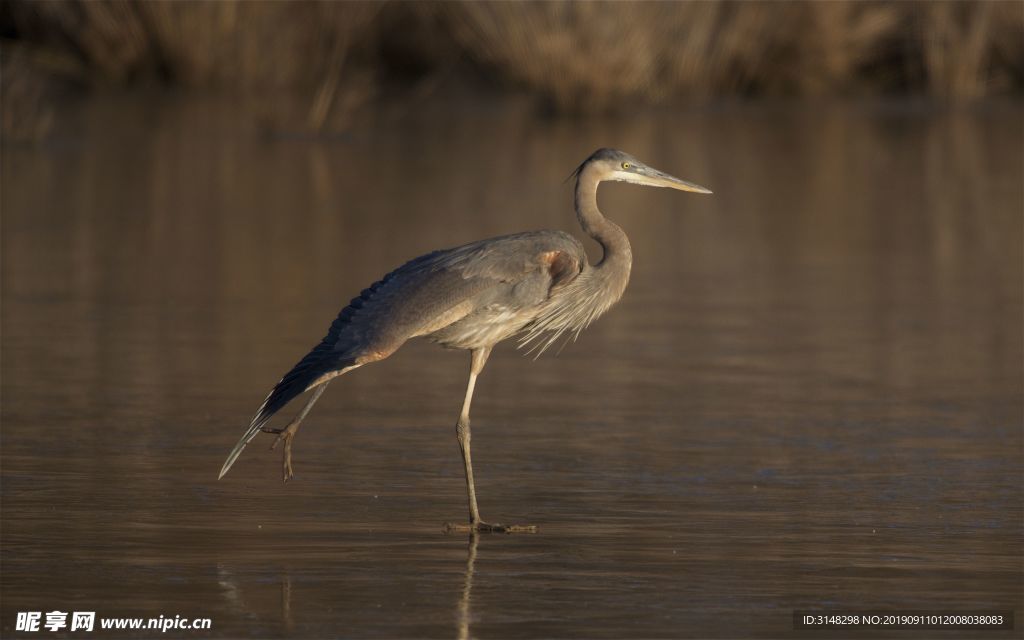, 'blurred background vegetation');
2,0,1023,139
